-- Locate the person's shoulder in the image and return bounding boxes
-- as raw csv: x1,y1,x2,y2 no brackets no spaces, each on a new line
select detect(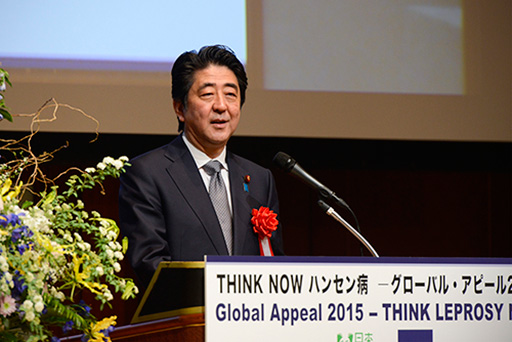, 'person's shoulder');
228,152,270,174
128,144,168,167
128,136,184,167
